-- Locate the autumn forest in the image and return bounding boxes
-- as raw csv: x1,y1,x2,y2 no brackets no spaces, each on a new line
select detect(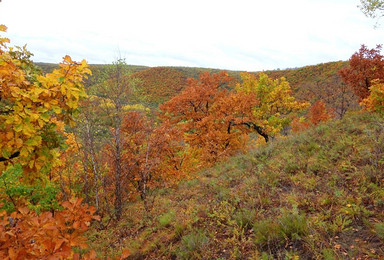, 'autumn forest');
2,3,384,258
